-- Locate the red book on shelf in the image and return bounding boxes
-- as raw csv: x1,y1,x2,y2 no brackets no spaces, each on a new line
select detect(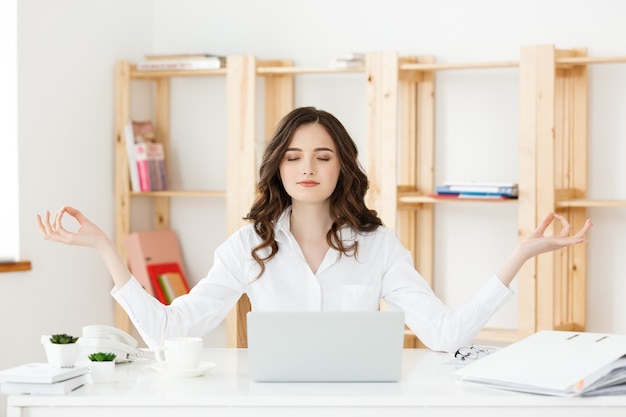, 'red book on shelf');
146,263,190,305
134,143,151,192
145,142,168,191
124,230,186,298
428,193,513,201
